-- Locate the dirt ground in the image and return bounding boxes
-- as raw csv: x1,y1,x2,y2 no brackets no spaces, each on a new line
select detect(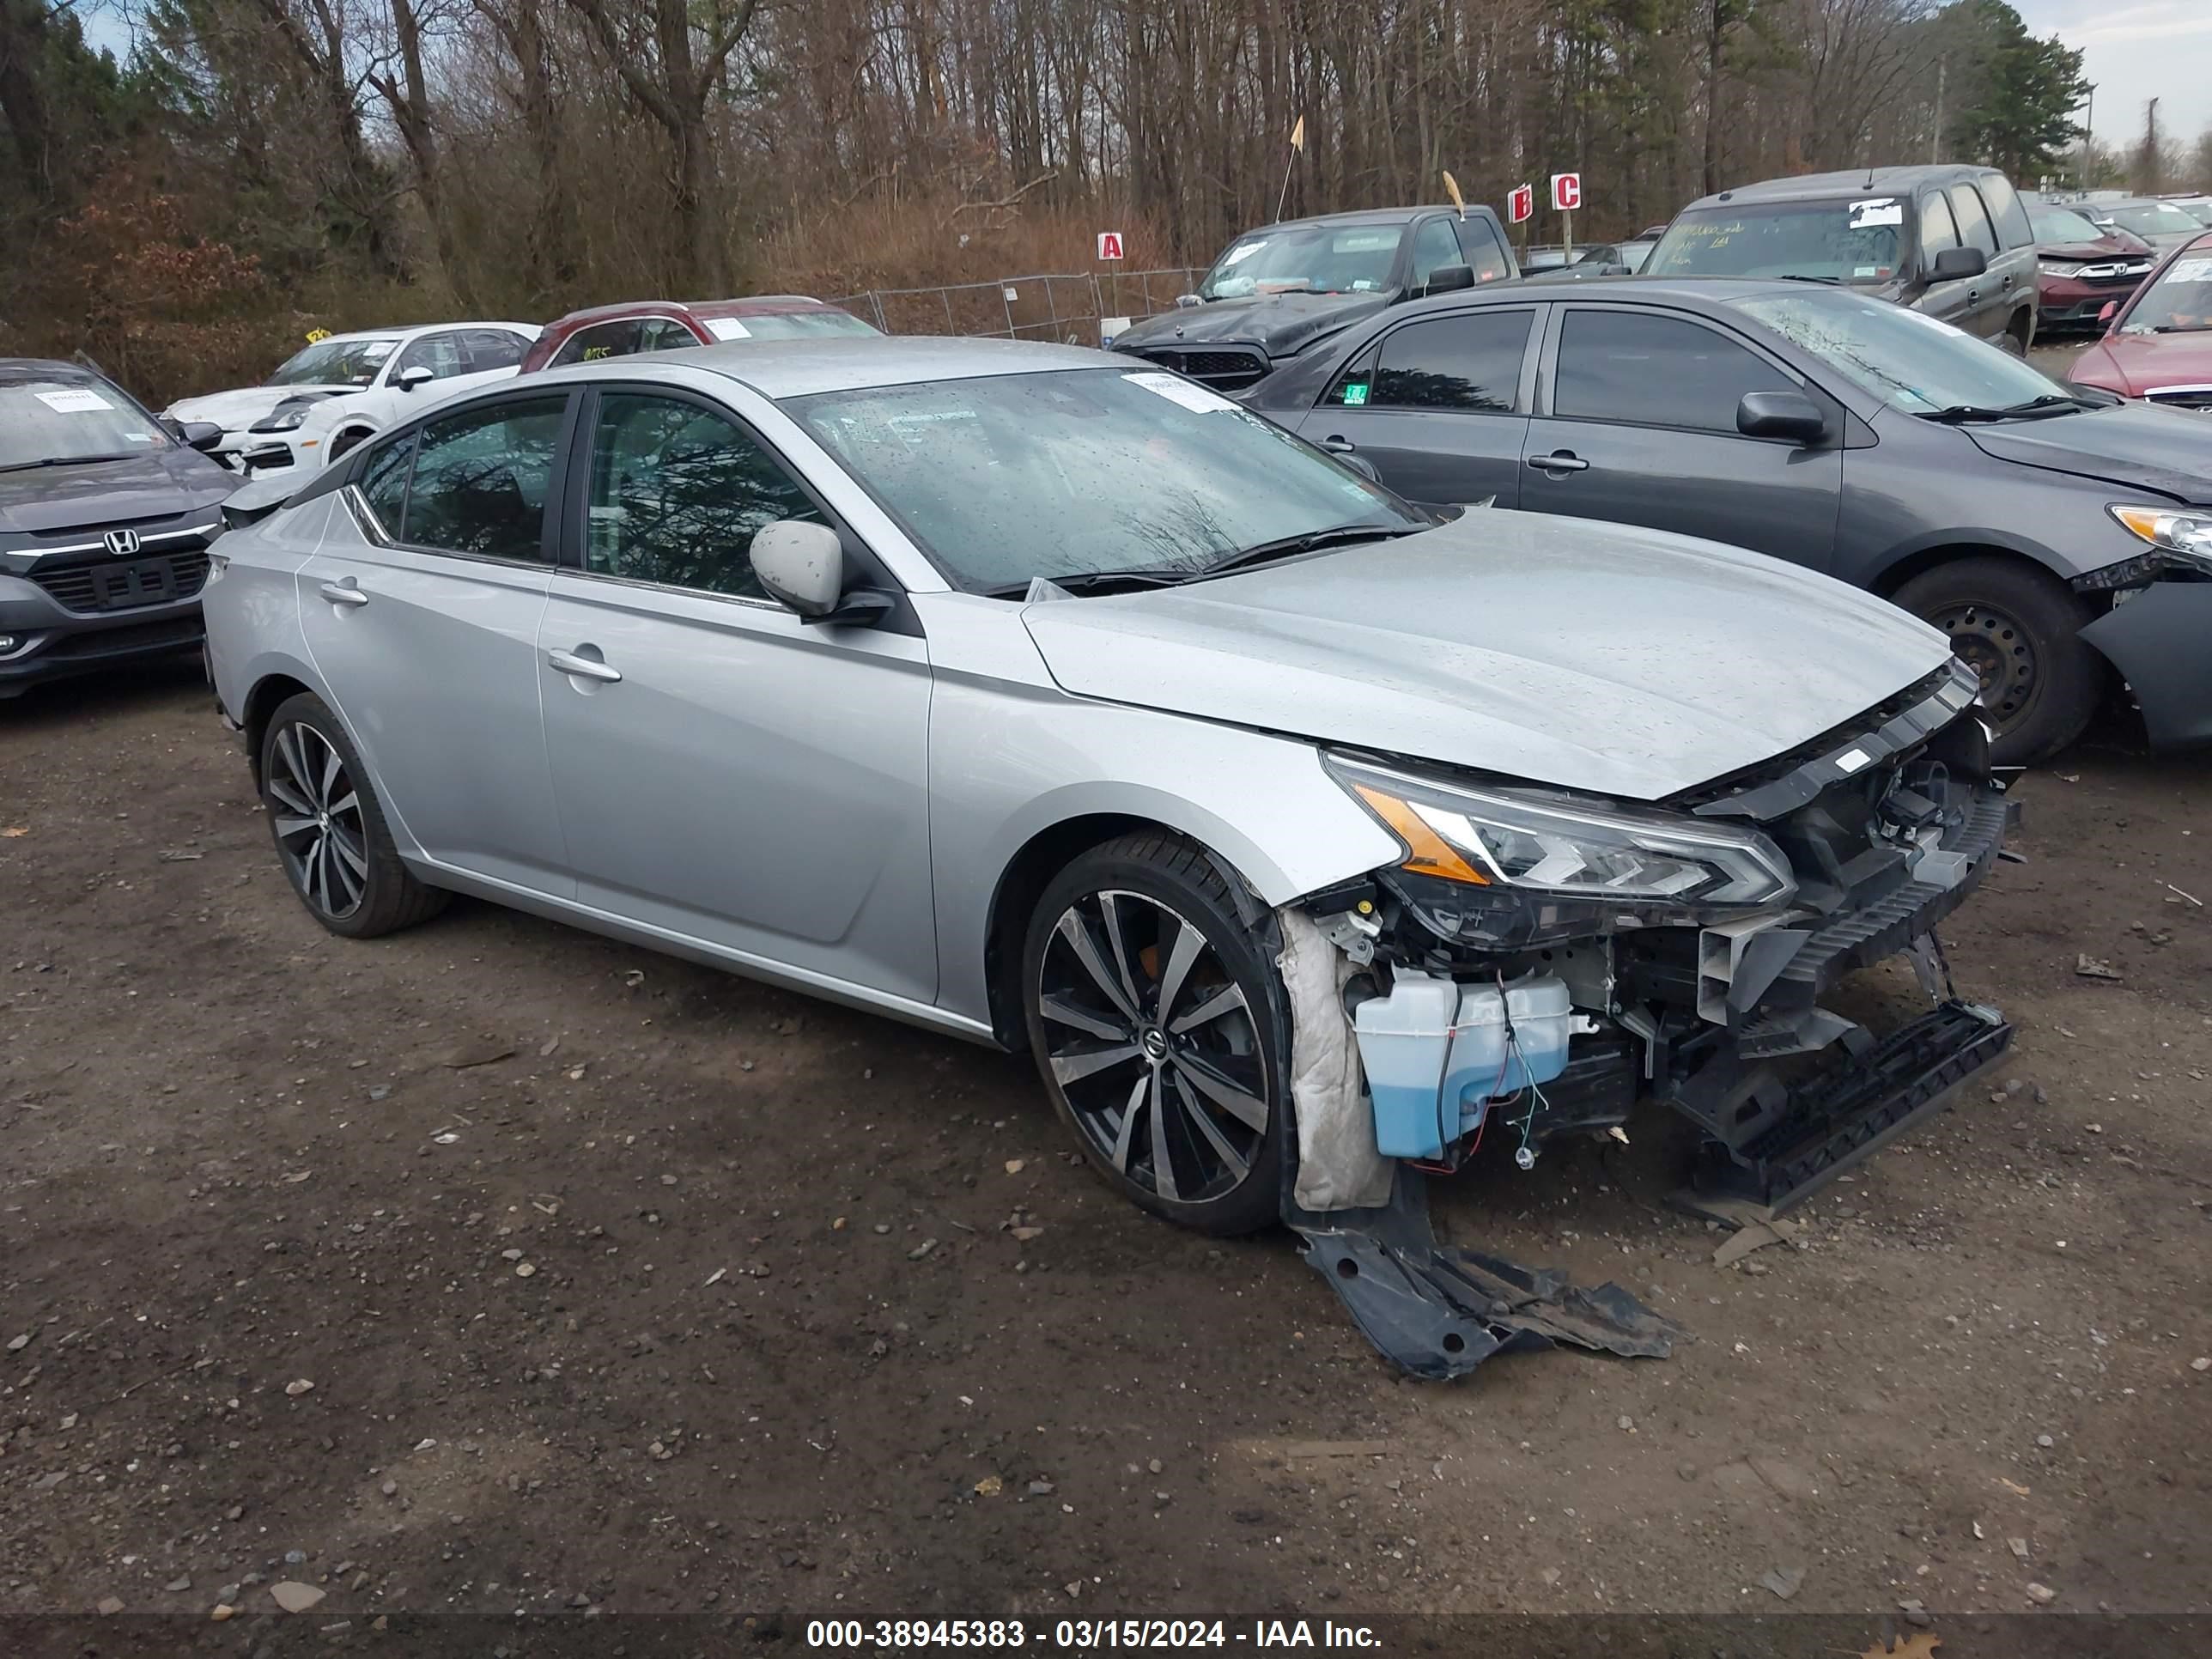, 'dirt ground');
3,655,2209,1648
